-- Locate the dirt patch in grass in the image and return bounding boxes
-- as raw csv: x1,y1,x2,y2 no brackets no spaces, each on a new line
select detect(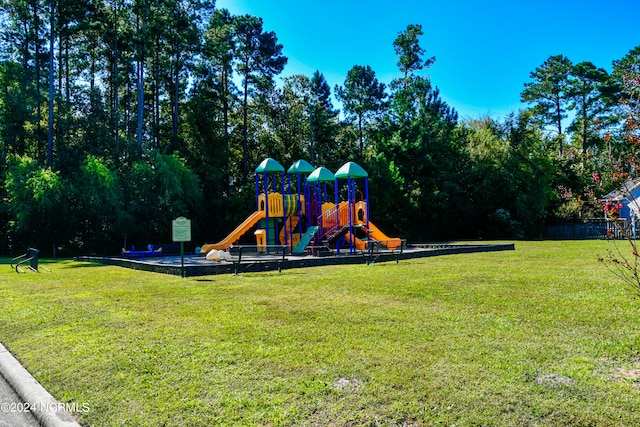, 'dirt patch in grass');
605,356,640,392
536,372,576,387
331,377,364,392
611,356,640,391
